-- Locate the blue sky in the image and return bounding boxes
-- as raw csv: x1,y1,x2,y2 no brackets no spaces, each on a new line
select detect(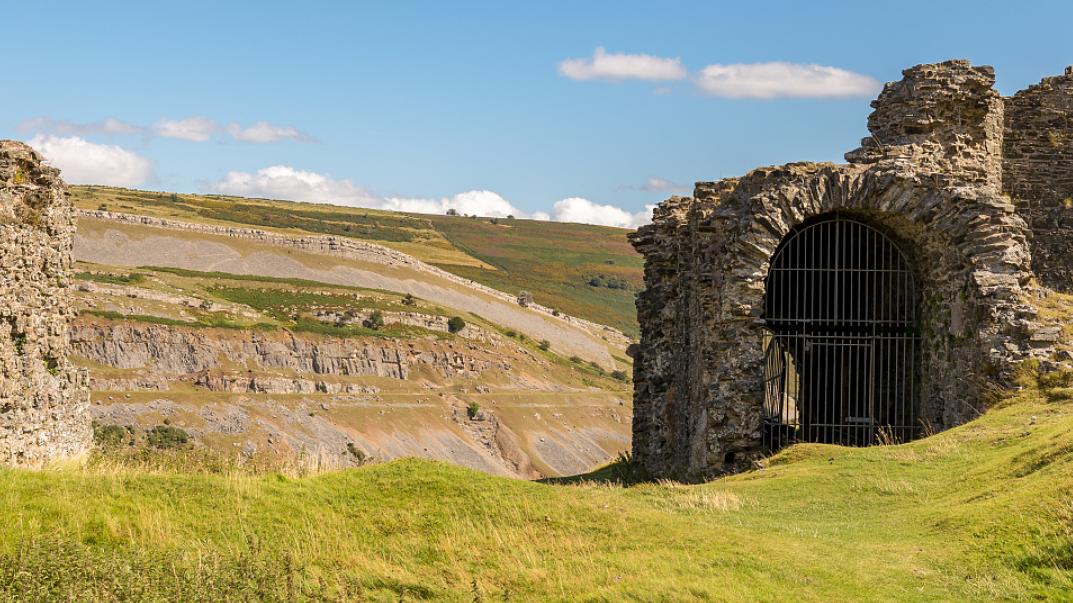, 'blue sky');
4,1,1072,226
